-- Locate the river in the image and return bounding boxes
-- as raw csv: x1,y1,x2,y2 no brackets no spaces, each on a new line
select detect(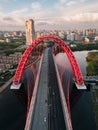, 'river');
55,51,96,130
71,51,96,130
